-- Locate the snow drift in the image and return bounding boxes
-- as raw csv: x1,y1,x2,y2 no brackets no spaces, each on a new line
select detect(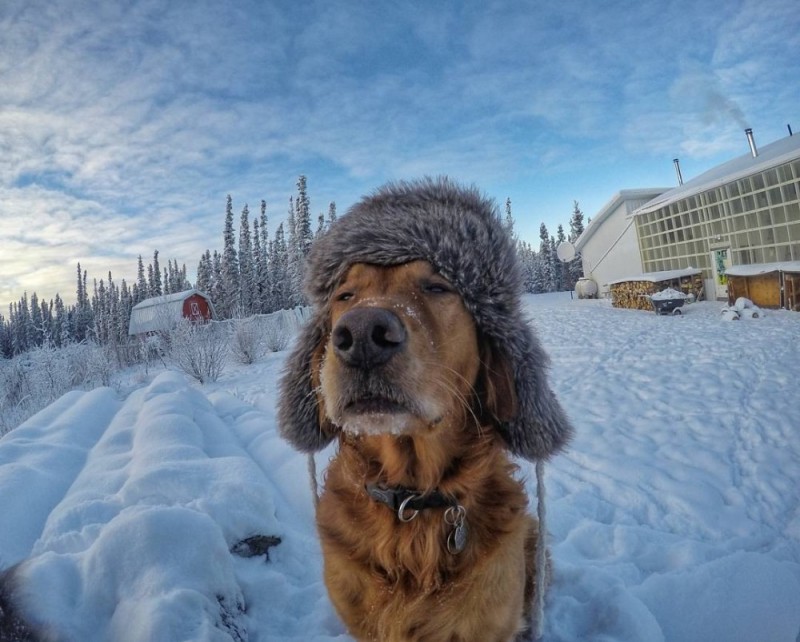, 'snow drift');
1,294,799,641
